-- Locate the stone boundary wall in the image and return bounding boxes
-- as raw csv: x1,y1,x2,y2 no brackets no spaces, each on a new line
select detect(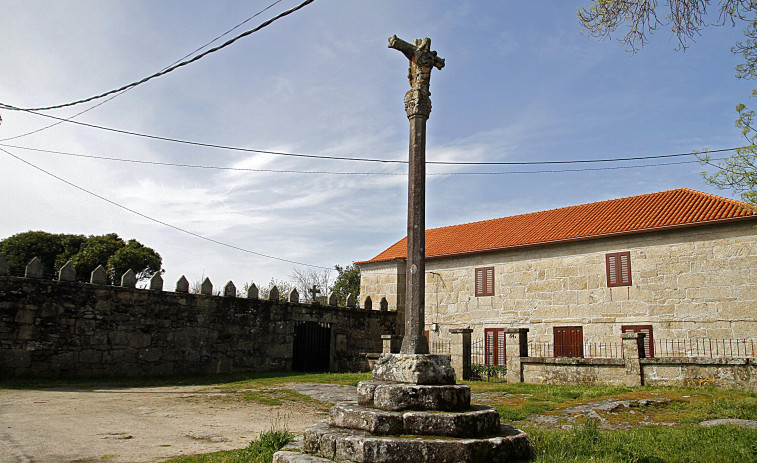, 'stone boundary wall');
448,329,757,392
519,357,757,392
0,276,395,378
